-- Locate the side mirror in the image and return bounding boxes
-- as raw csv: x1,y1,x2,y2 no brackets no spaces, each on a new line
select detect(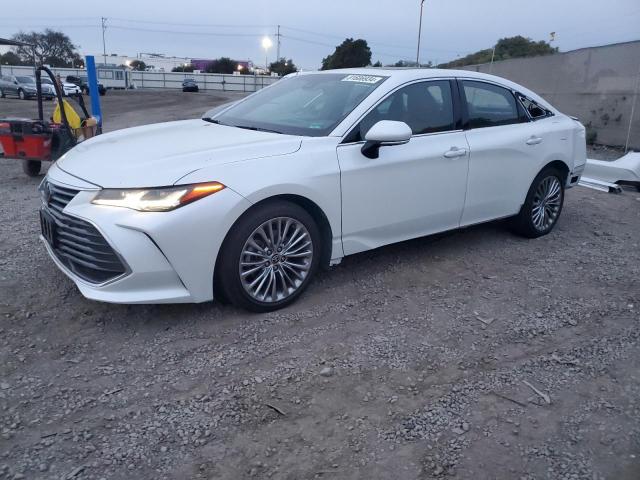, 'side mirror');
361,120,412,159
